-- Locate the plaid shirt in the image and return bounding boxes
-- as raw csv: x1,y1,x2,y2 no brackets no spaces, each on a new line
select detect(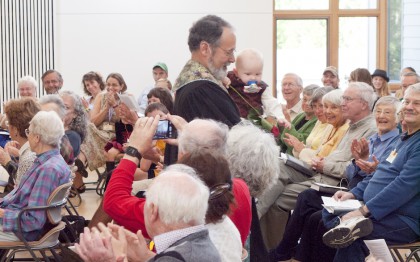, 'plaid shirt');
0,149,71,240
